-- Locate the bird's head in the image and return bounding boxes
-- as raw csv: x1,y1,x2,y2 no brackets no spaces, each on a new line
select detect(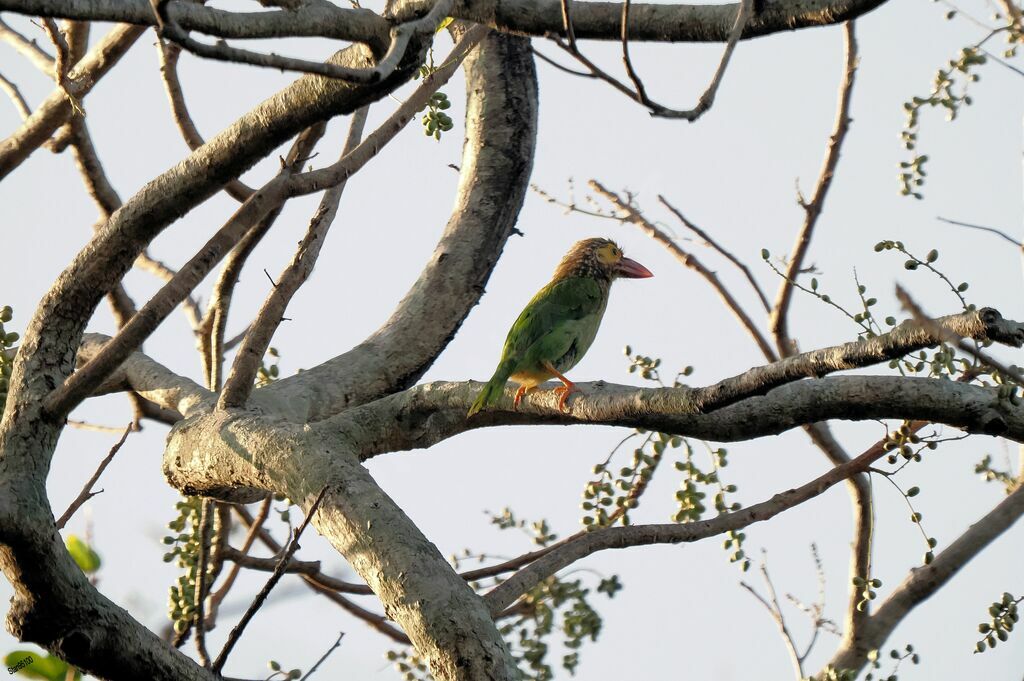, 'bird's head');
553,238,654,282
